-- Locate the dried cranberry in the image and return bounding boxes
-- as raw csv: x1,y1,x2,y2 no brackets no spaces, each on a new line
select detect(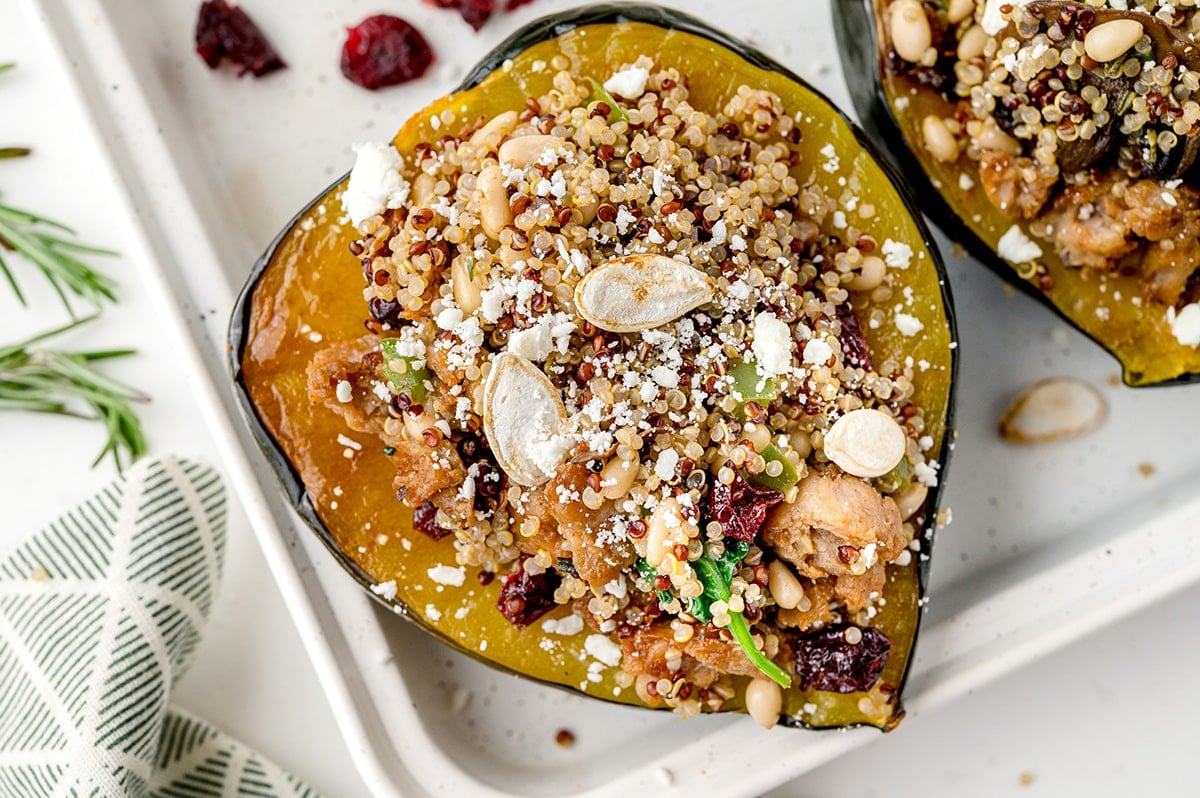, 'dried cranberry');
424,0,494,31
836,303,874,372
496,557,561,629
341,15,434,90
412,501,453,540
707,470,783,542
195,0,286,78
368,296,404,327
793,624,891,693
506,0,535,9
